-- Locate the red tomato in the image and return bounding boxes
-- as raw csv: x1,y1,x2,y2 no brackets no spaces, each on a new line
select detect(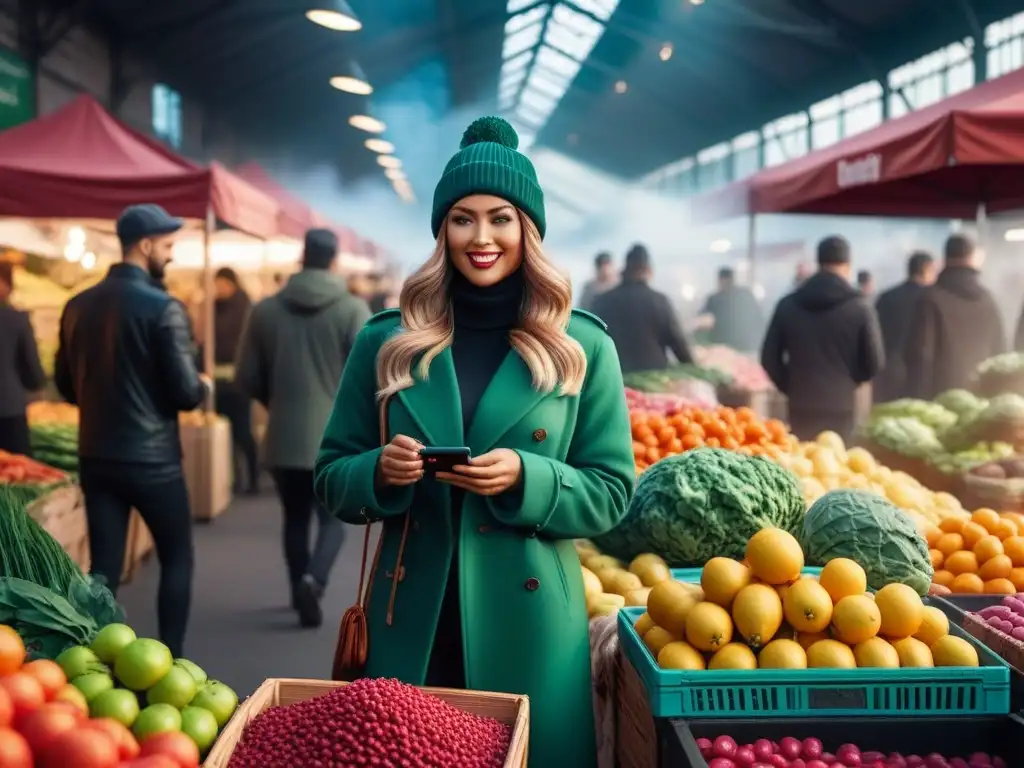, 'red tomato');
52,684,89,717
0,671,45,722
0,728,31,768
23,659,67,700
0,686,12,729
41,727,119,768
86,717,140,760
0,626,25,675
17,701,79,753
139,731,200,768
